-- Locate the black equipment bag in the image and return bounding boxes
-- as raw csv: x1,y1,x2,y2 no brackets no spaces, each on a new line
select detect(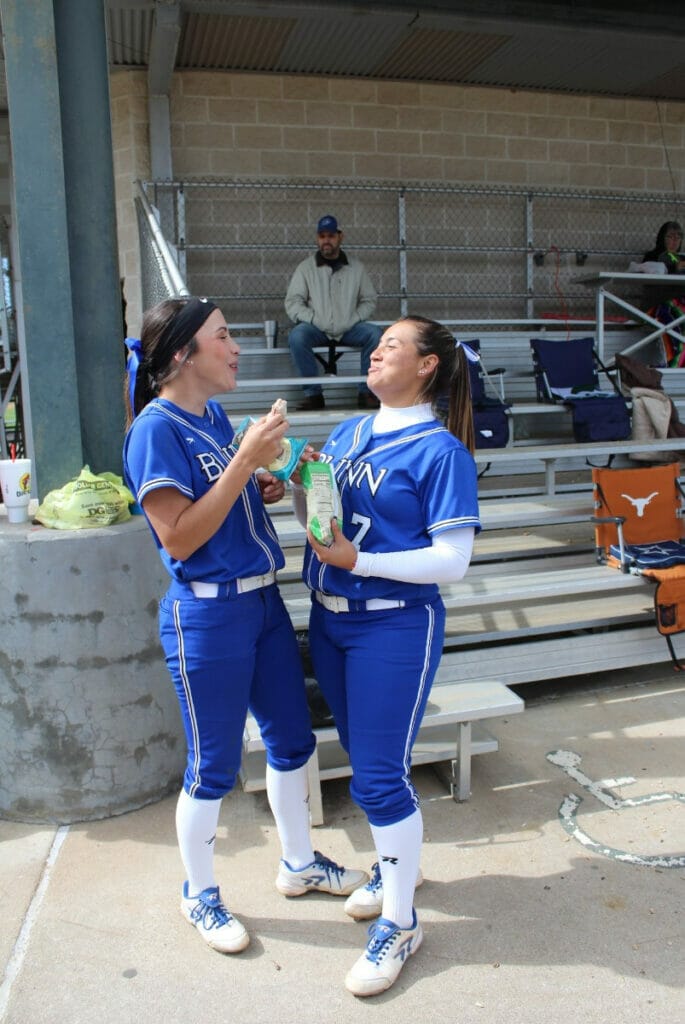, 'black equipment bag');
473,398,510,448
565,395,631,443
